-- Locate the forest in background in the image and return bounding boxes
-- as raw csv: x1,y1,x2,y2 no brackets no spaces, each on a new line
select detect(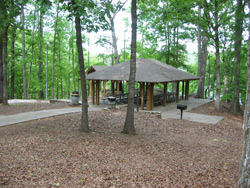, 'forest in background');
0,0,249,114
